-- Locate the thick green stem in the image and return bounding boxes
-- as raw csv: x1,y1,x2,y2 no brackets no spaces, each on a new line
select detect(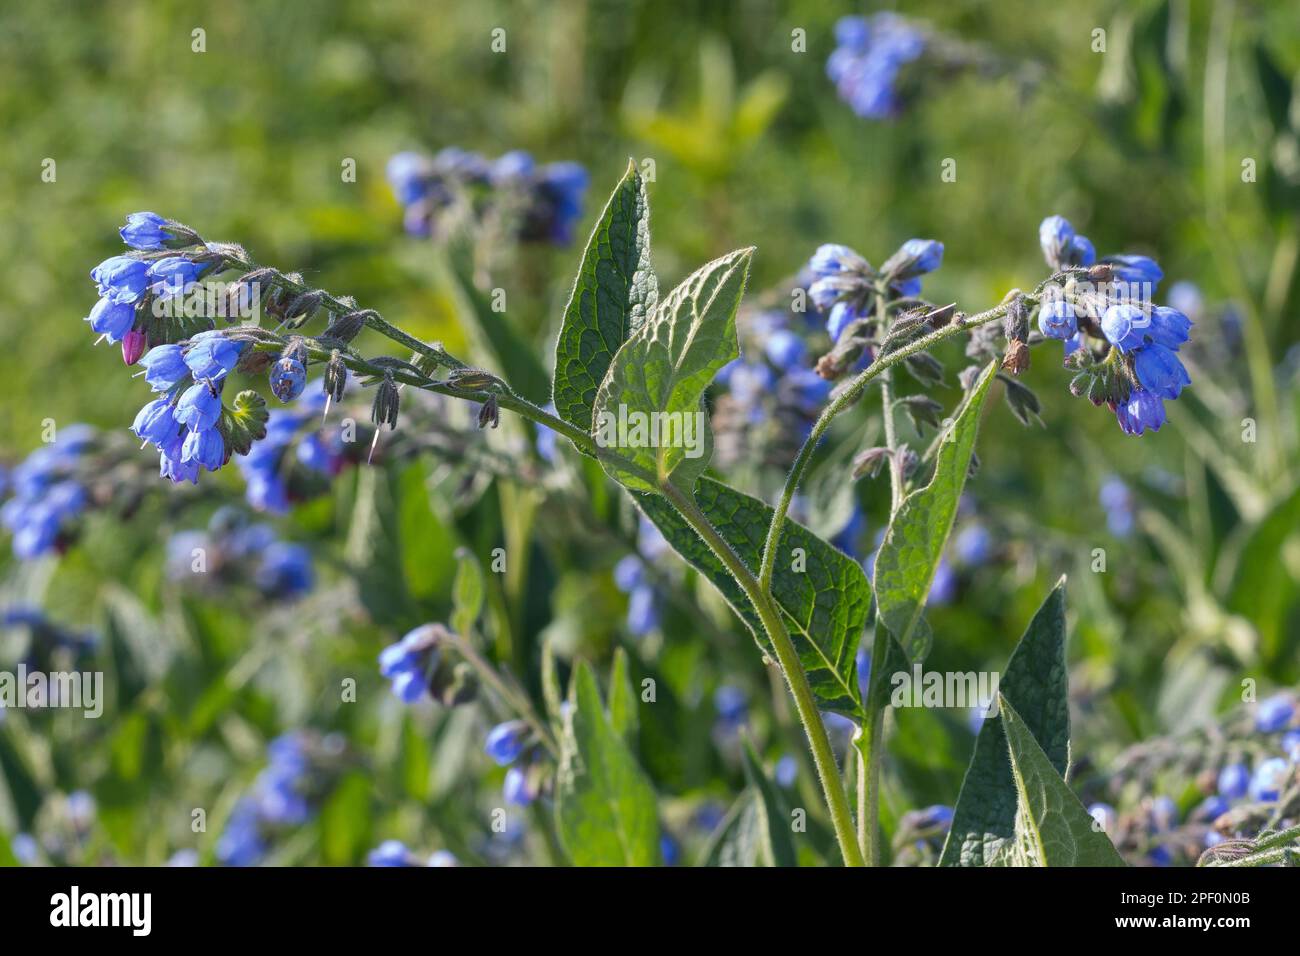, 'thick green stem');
660,481,866,868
